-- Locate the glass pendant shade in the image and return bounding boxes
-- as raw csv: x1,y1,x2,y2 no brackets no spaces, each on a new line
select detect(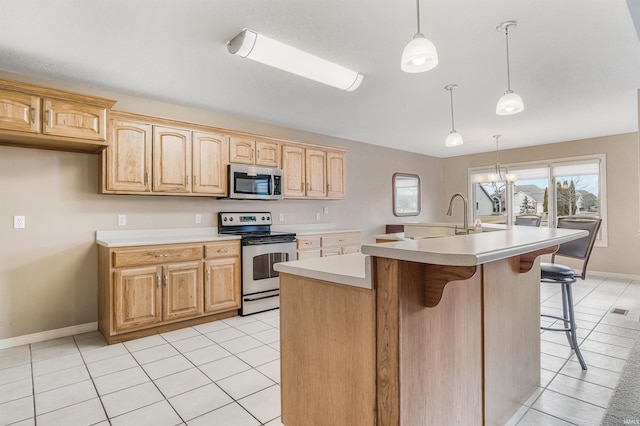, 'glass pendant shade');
496,90,524,115
445,130,463,147
401,34,438,72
